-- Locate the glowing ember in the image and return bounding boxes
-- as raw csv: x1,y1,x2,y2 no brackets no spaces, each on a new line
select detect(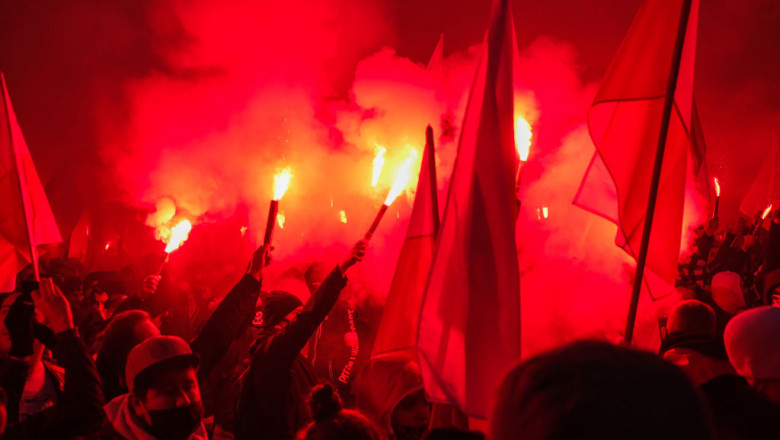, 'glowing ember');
714,178,721,197
384,149,418,206
273,168,293,201
515,116,532,162
762,204,773,220
372,146,386,187
339,210,348,224
277,212,286,228
164,220,192,253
